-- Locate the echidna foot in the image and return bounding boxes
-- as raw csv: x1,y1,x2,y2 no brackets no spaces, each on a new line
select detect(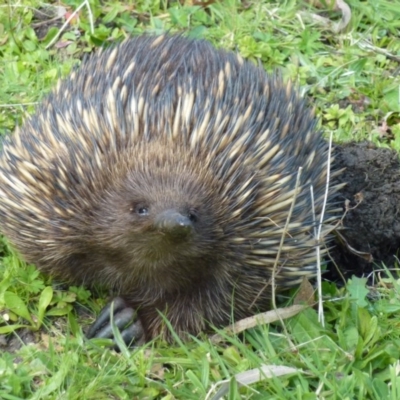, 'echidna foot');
86,297,145,347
